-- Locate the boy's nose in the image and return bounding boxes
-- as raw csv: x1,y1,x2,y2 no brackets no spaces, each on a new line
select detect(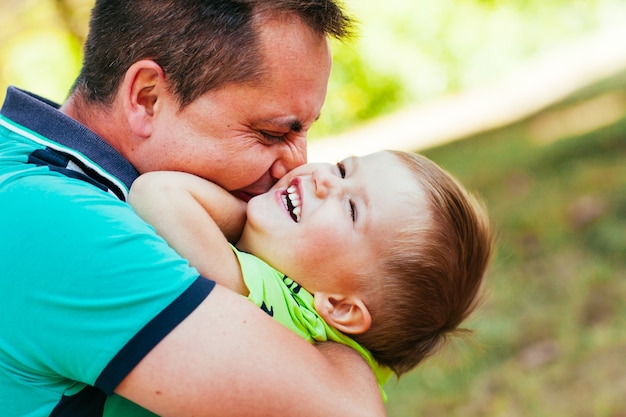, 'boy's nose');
312,169,340,199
